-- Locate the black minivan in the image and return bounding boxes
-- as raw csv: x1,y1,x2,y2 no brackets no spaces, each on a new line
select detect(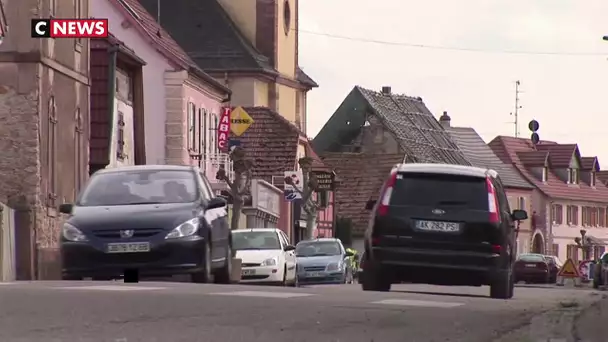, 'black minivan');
361,163,528,299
